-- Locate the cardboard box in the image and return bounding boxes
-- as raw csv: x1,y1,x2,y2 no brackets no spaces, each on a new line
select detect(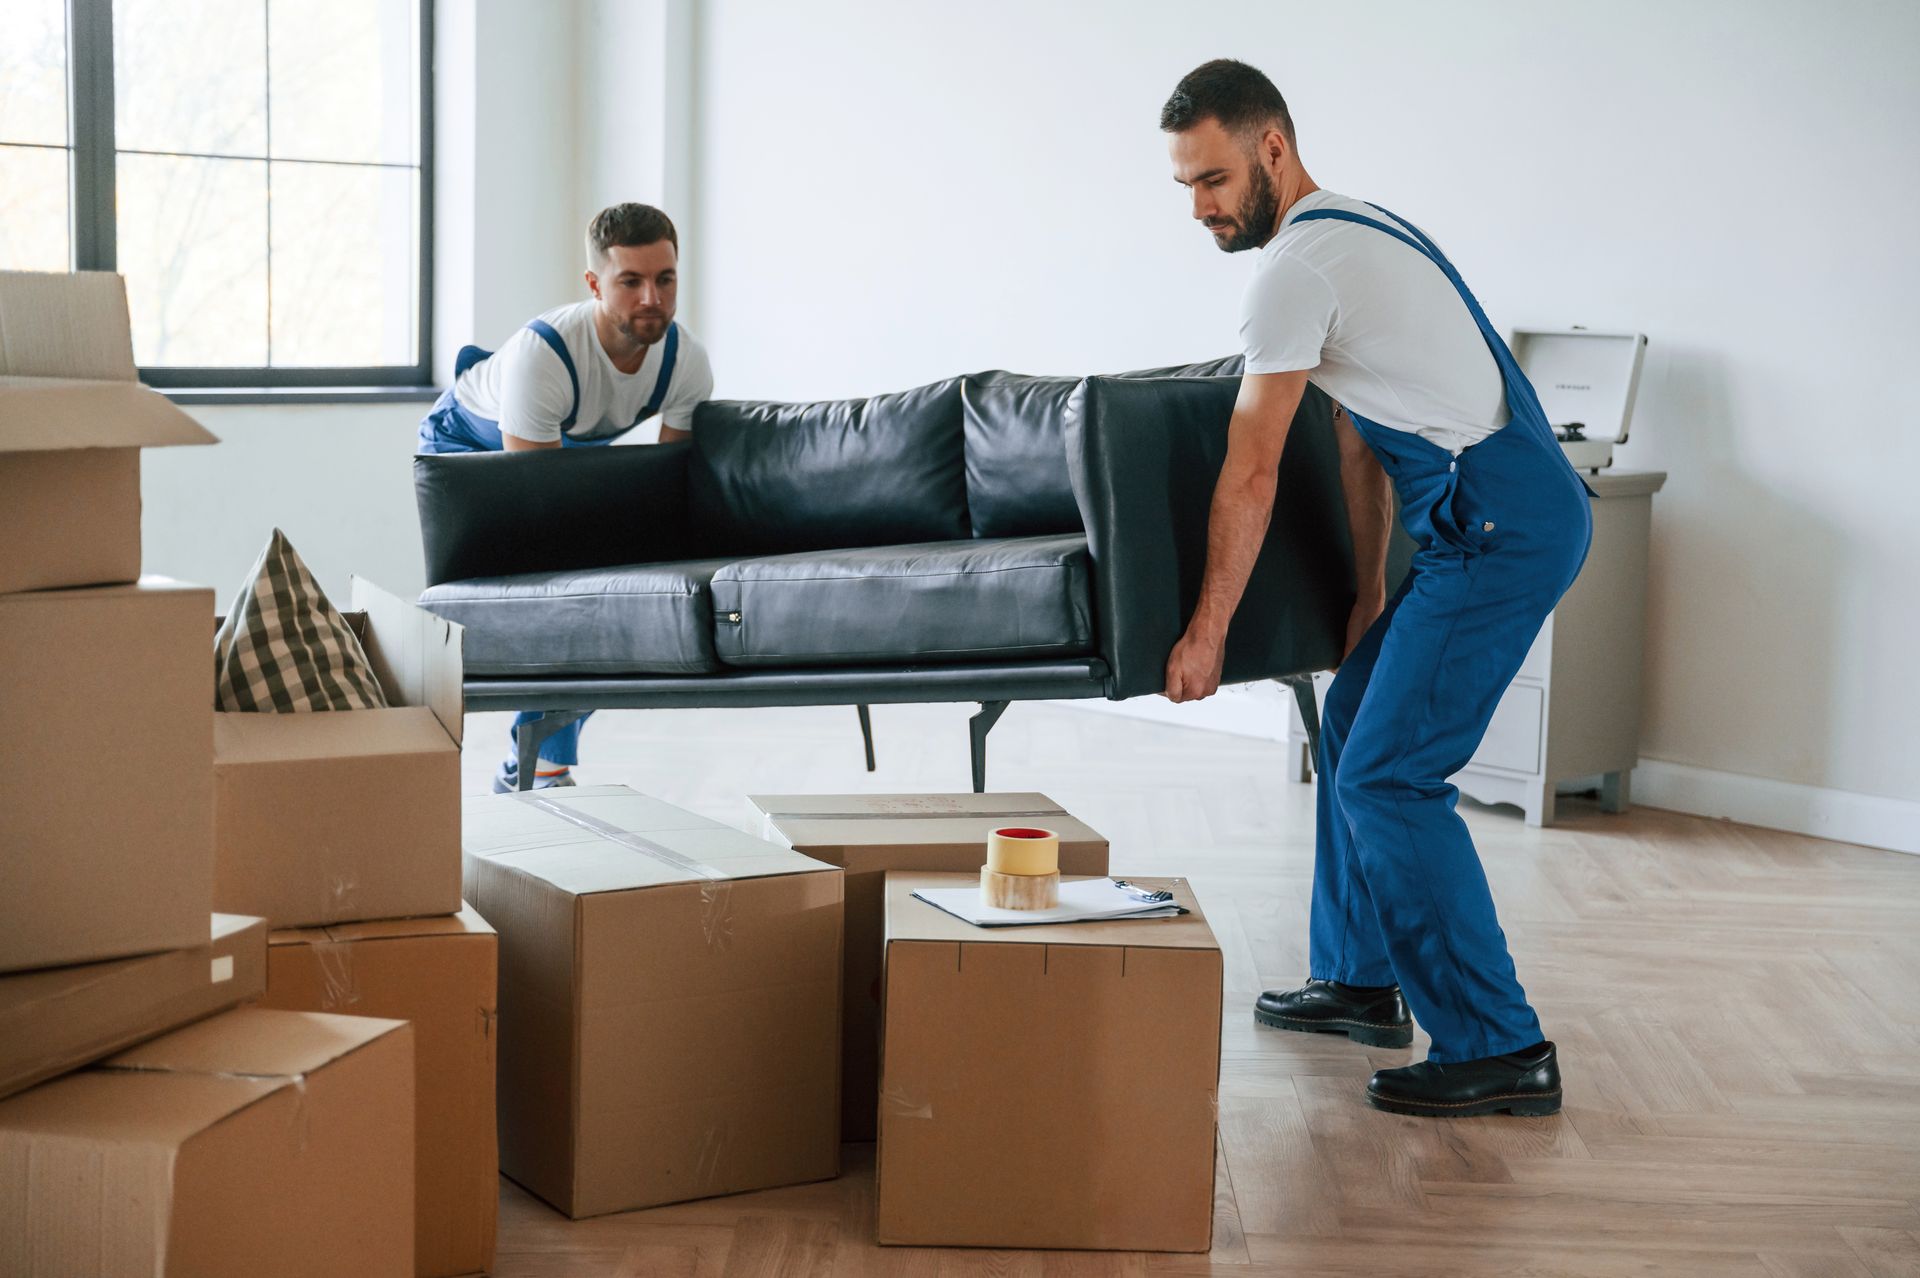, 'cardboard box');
0,1007,413,1277
465,785,842,1218
0,914,266,1102
0,270,216,595
0,577,215,973
878,872,1222,1252
257,906,498,1278
751,792,1109,1140
213,577,464,928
